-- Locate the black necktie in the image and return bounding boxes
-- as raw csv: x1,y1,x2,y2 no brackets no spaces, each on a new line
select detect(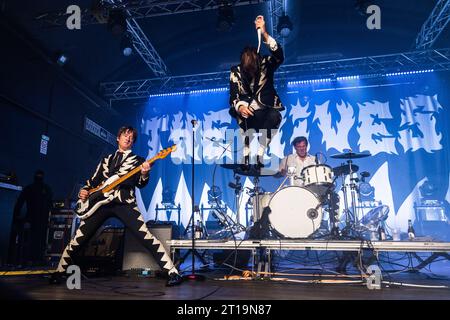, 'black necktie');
114,152,124,168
